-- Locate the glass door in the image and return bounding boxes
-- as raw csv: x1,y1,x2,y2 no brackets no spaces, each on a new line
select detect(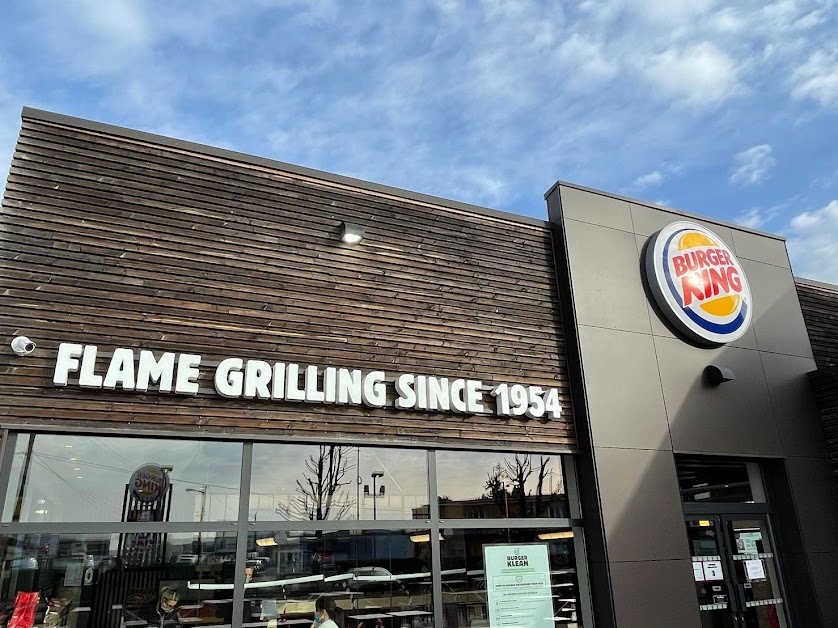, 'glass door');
686,516,736,627
685,515,790,628
724,516,788,628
